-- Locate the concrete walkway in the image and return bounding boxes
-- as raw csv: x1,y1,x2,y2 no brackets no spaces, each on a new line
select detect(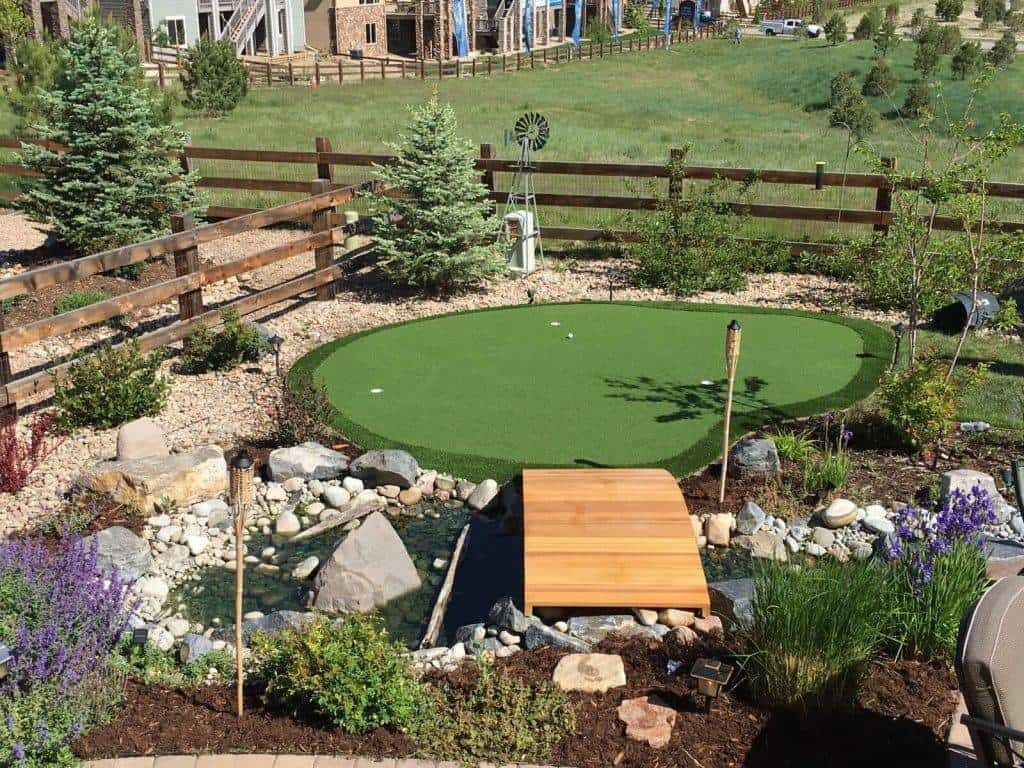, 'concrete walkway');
80,757,557,768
